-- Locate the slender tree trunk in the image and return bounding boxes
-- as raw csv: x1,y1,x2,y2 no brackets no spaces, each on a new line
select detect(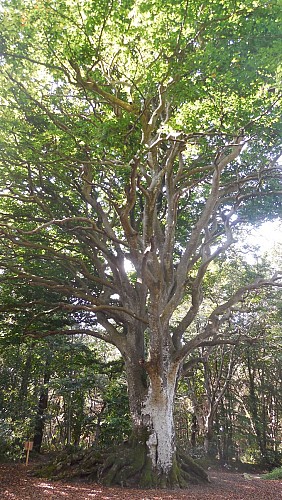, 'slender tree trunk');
93,402,106,445
190,415,198,448
73,393,85,447
203,414,215,456
19,346,34,400
247,352,266,459
33,359,50,453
